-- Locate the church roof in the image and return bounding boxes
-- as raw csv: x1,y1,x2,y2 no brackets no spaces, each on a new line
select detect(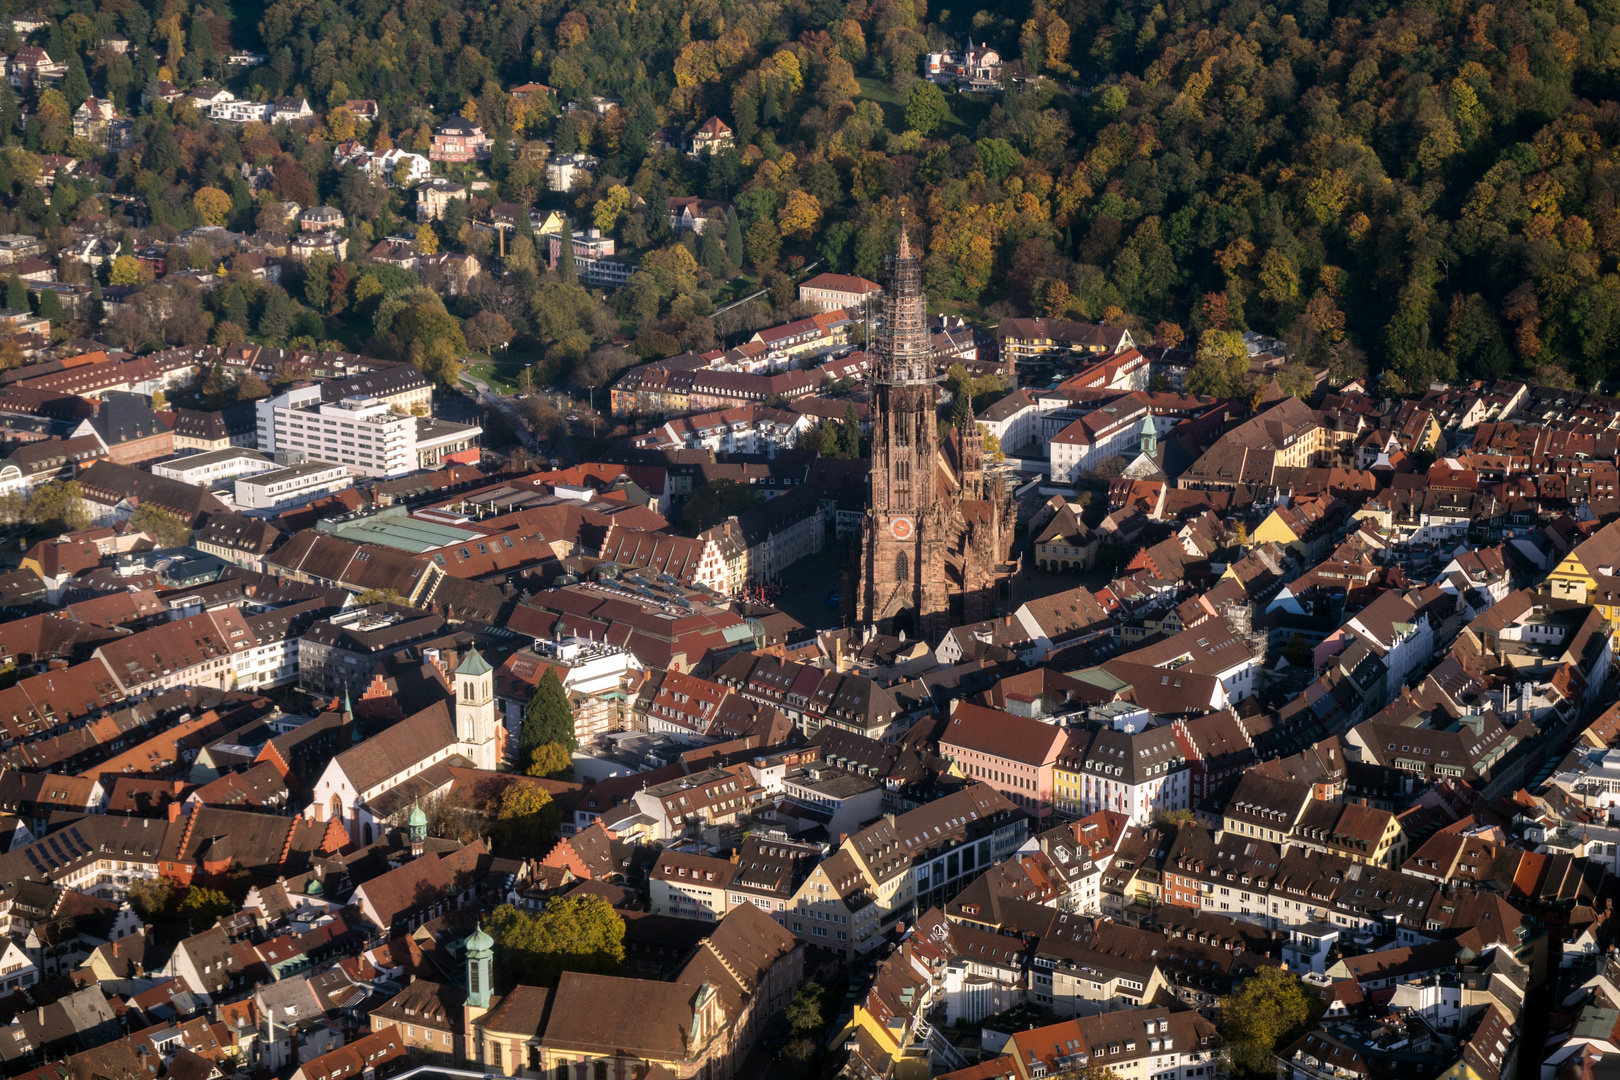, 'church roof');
457,648,492,677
